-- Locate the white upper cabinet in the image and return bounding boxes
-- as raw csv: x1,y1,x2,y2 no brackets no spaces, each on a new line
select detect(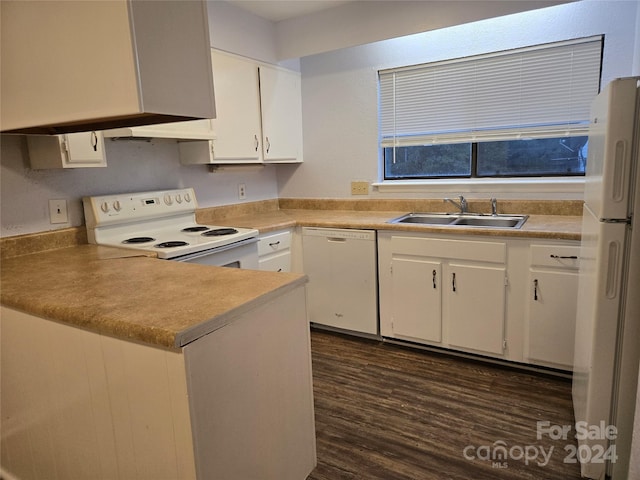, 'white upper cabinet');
1,0,215,135
180,50,304,165
209,50,263,162
259,65,304,163
28,131,107,169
